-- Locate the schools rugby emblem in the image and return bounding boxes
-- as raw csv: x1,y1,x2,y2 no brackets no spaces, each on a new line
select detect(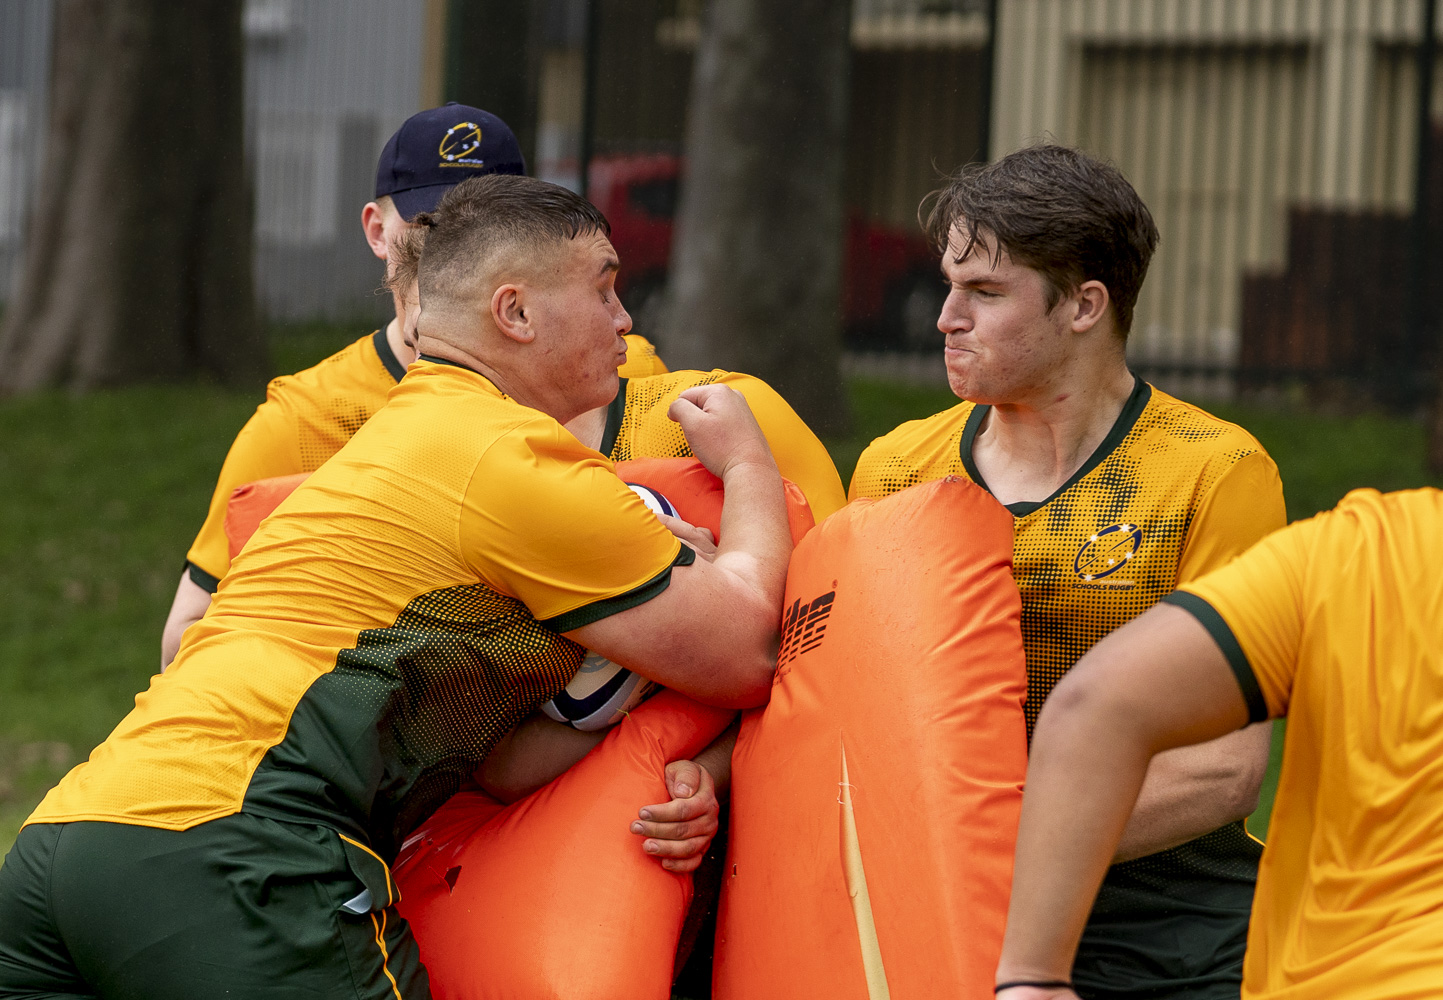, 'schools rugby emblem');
1073,523,1143,581
439,121,484,166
